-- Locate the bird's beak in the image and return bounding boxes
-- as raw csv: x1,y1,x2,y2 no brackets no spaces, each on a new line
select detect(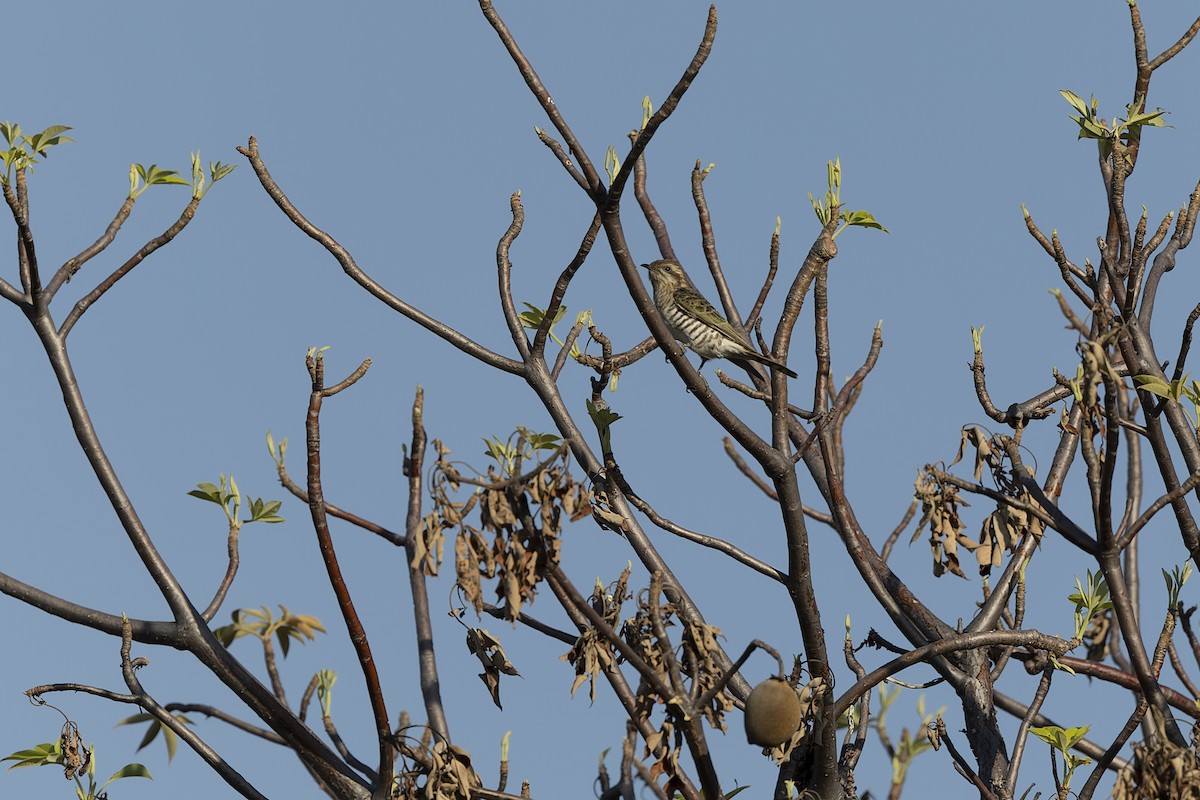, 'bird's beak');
639,263,650,270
